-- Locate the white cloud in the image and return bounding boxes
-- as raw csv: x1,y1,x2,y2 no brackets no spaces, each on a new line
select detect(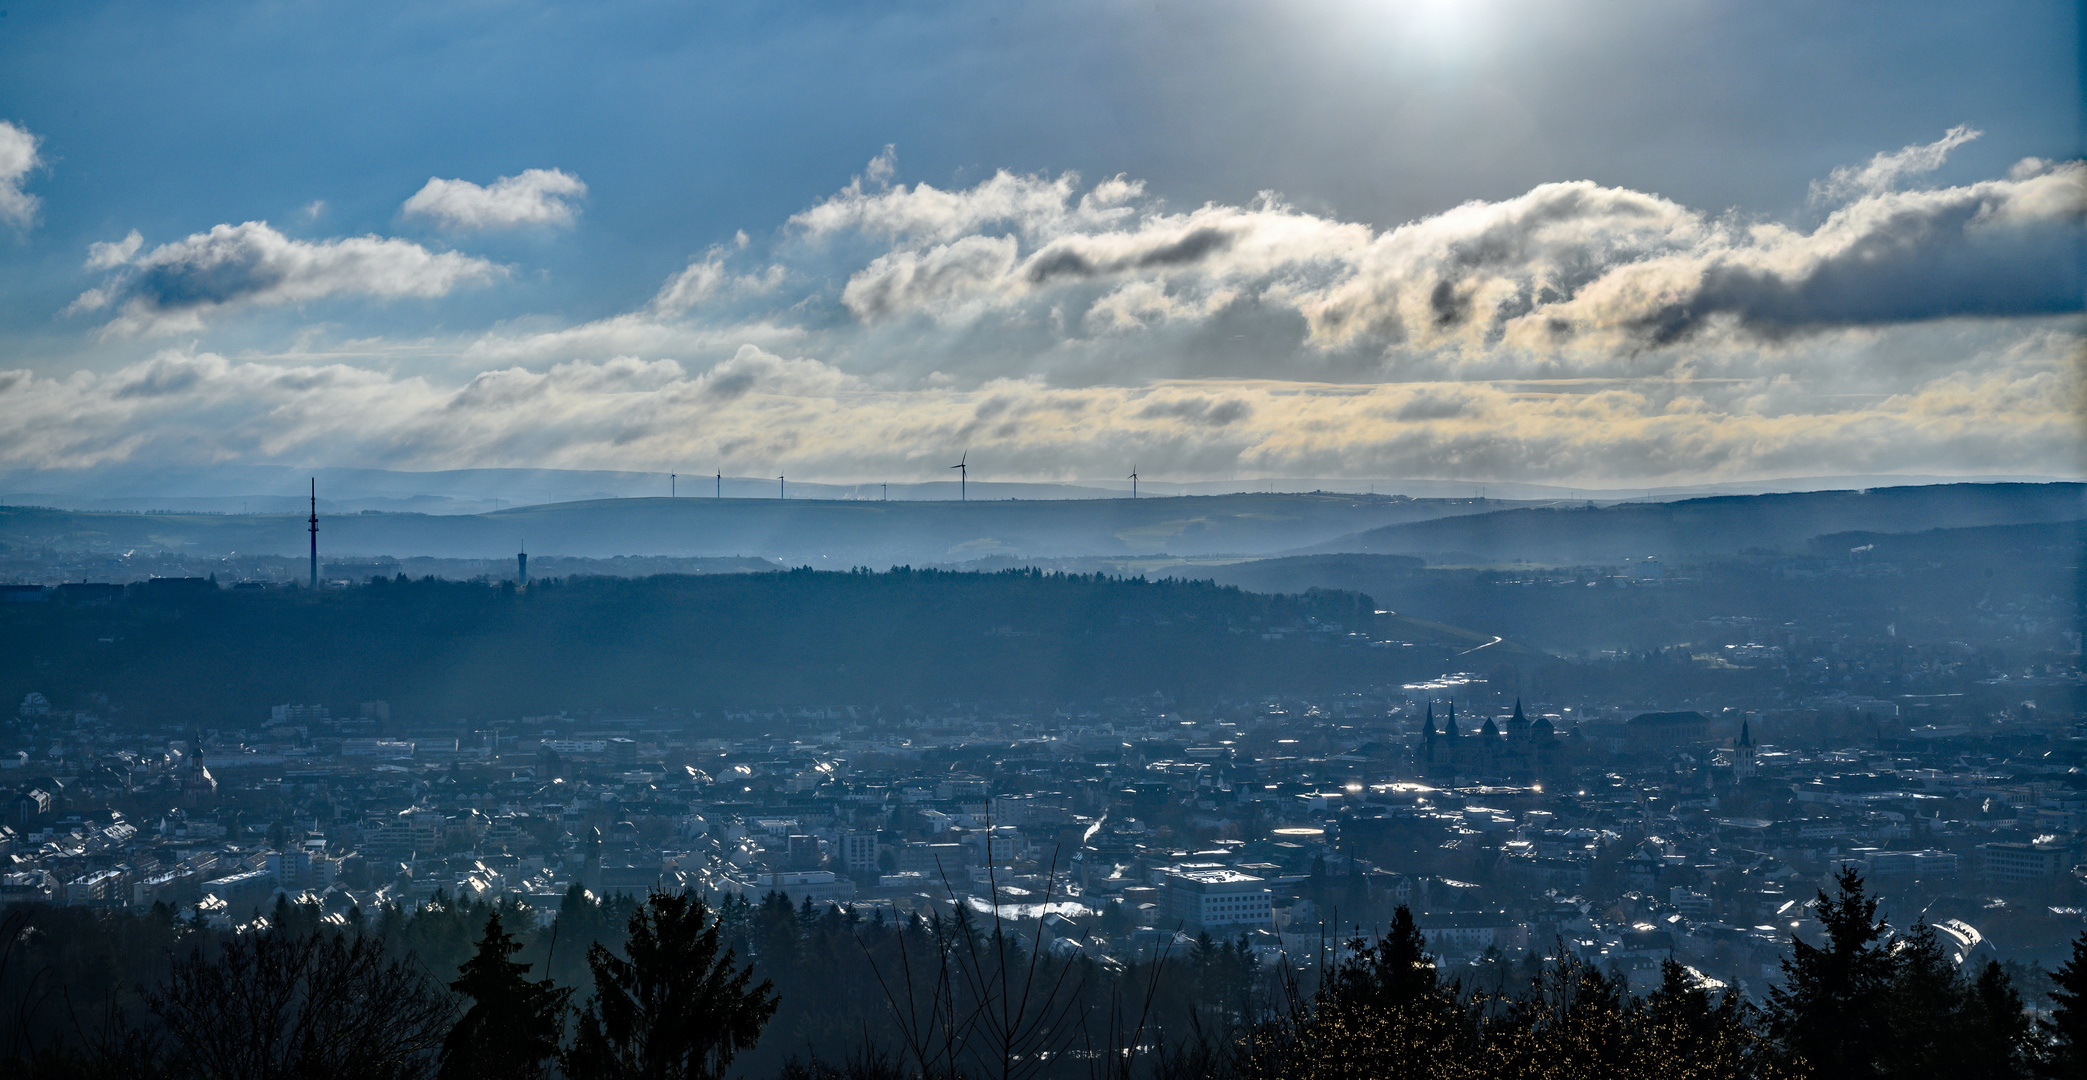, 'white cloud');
0,330,2073,485
20,136,2087,486
791,142,2081,378
0,120,44,229
400,168,587,229
74,221,505,335
649,249,788,316
85,230,143,270
790,158,1131,244
1811,125,1981,205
